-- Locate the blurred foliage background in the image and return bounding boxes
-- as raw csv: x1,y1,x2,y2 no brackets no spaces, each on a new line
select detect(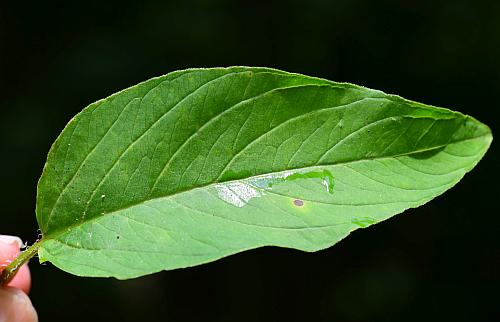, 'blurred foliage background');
0,0,498,321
